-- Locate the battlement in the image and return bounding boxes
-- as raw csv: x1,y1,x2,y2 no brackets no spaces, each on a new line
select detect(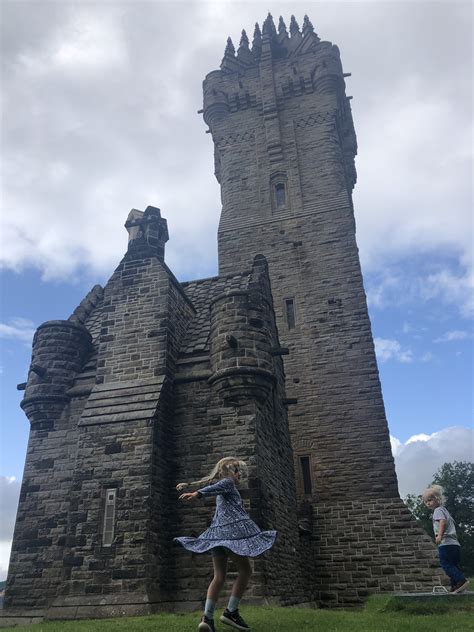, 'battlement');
220,14,322,71
203,14,348,129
